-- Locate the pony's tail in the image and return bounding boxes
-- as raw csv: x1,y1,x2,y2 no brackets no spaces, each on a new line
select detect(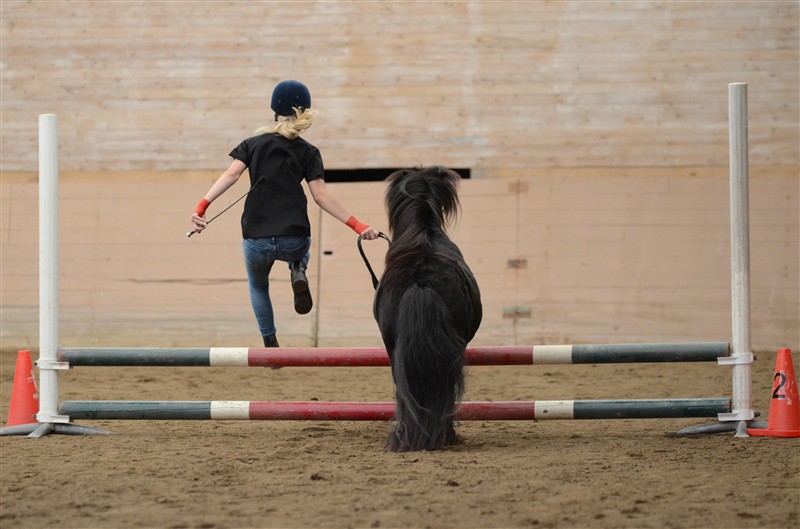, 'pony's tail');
387,284,466,452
